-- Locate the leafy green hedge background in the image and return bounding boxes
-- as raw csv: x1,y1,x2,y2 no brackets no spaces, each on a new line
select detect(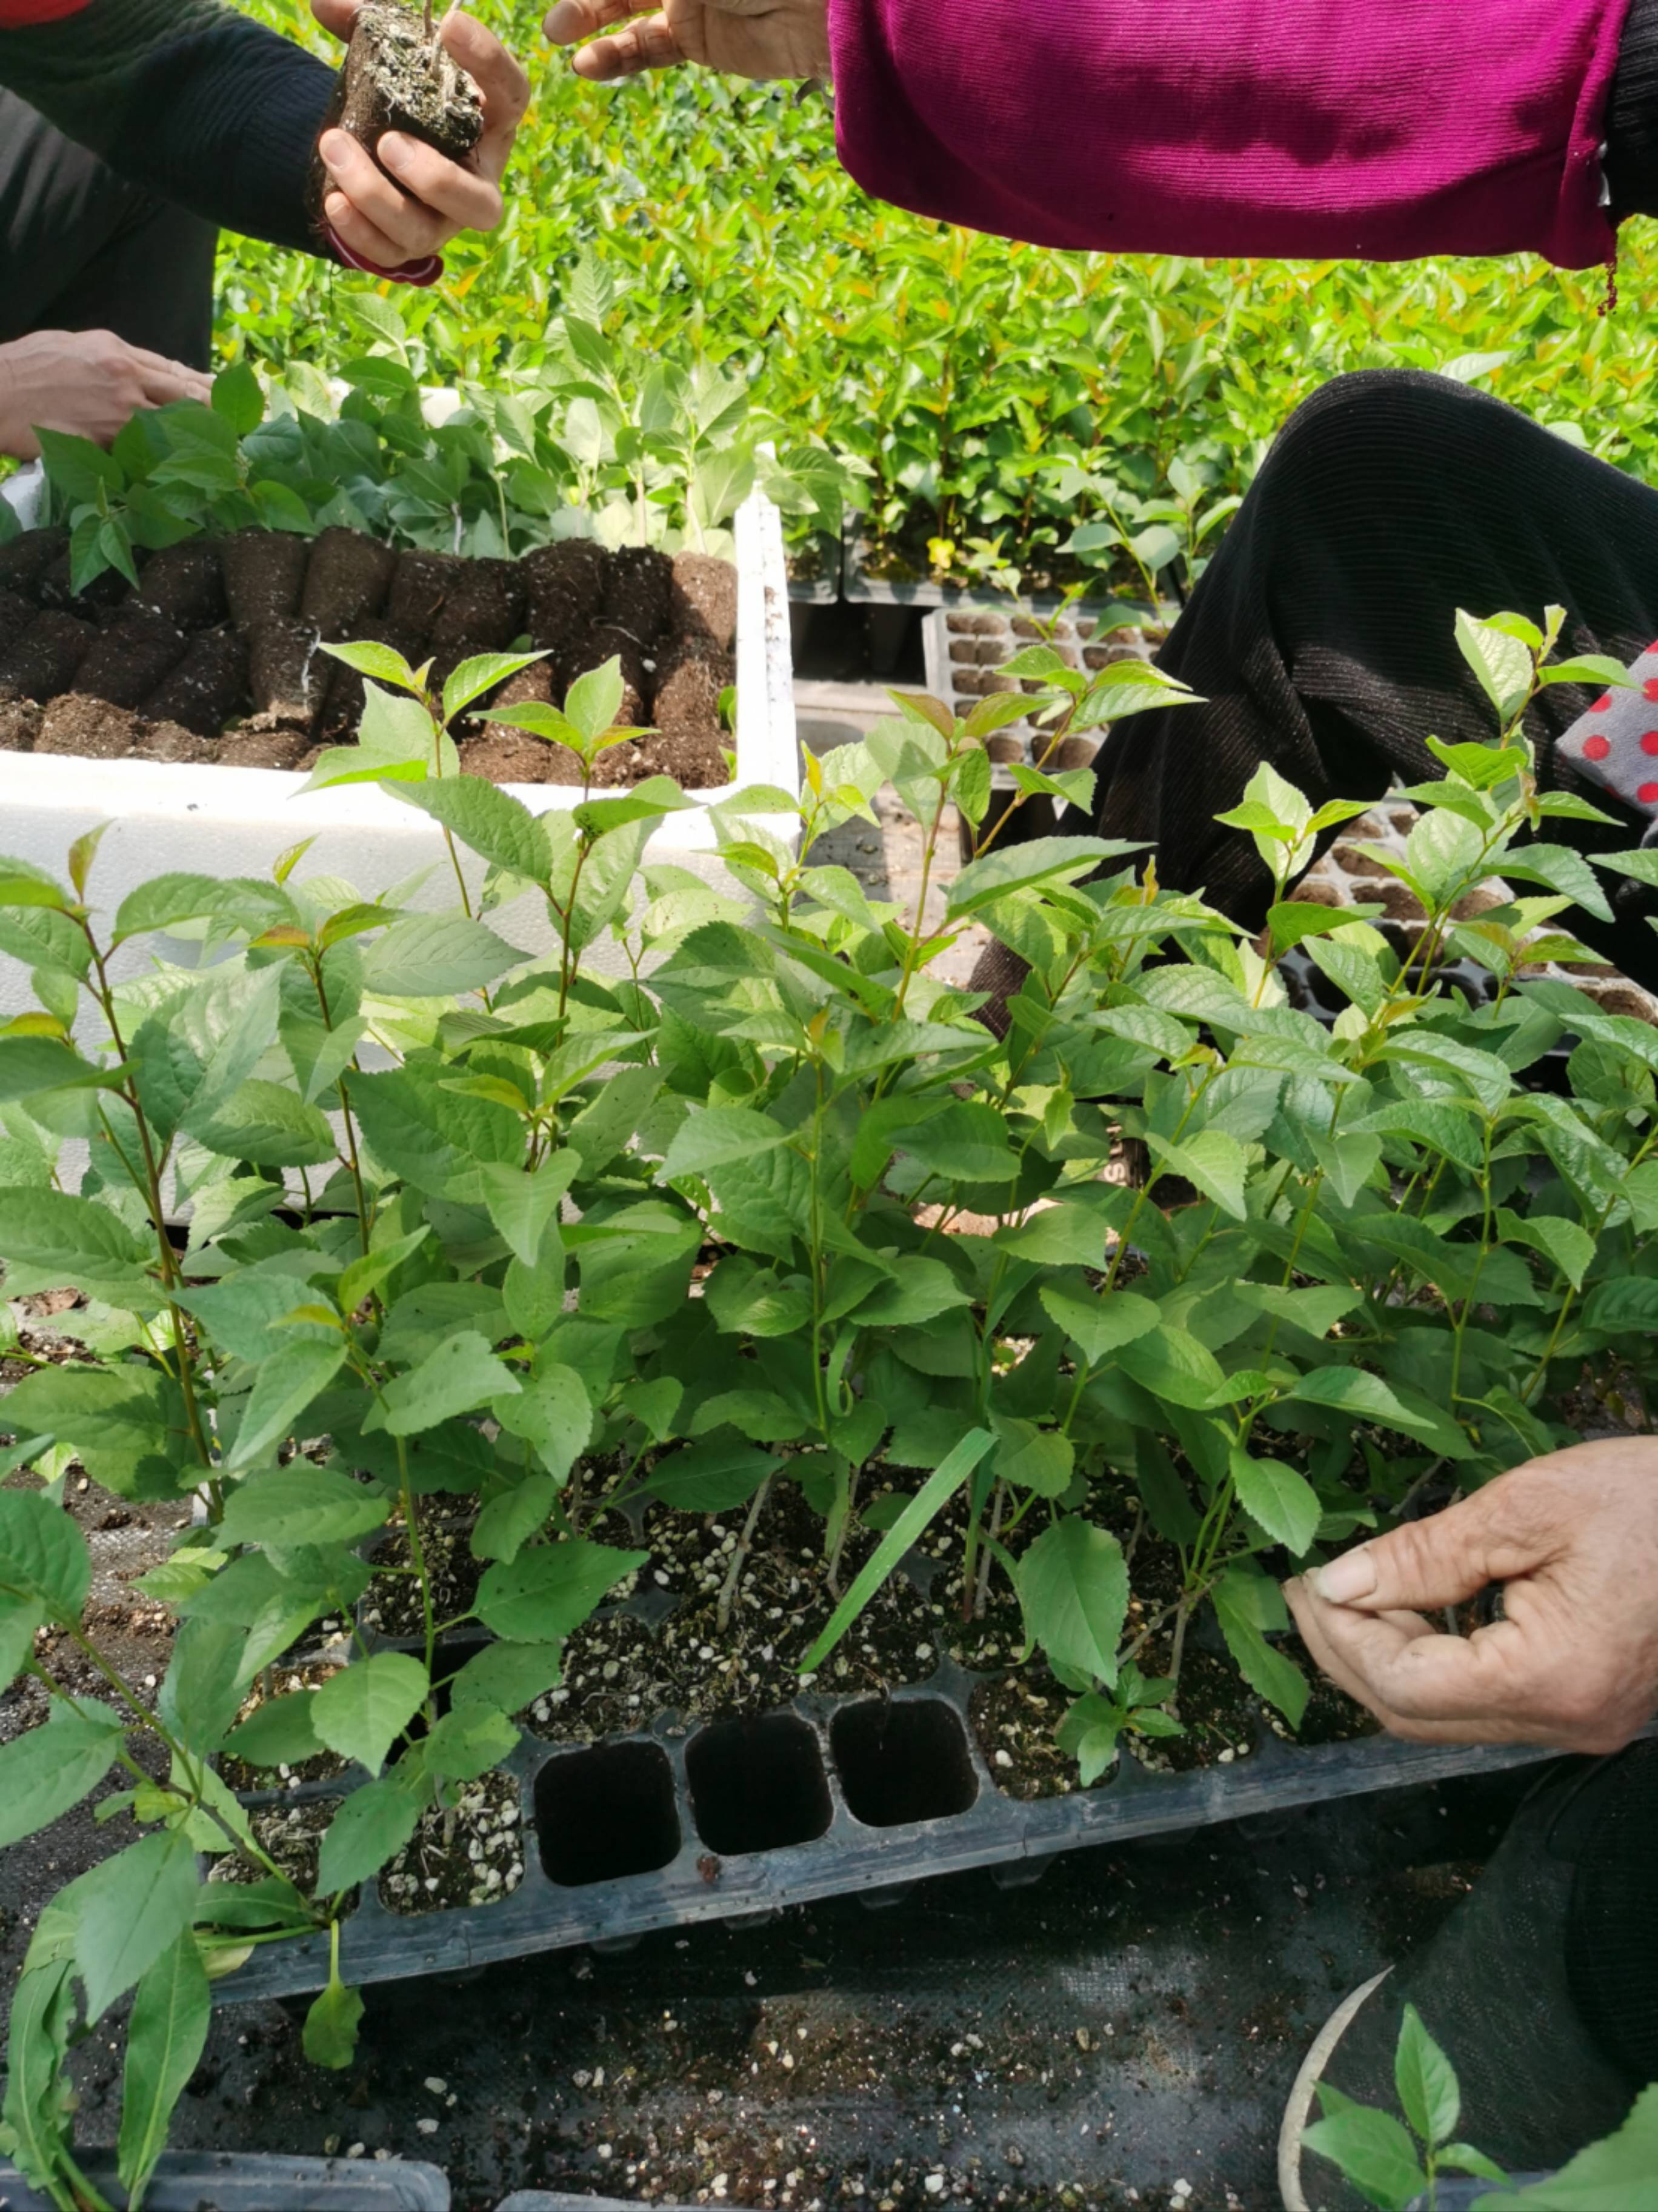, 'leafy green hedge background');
225,0,1658,580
